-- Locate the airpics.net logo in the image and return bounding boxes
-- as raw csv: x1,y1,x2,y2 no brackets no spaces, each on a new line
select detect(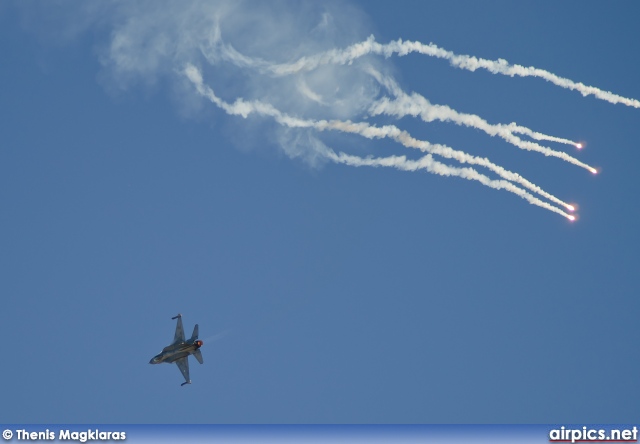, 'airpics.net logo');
549,426,638,443
2,429,126,442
